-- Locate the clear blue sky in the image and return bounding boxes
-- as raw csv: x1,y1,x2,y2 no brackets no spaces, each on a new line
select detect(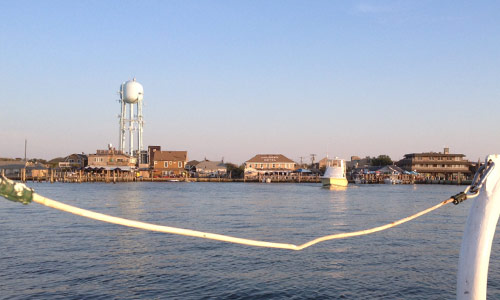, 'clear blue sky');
1,0,499,164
